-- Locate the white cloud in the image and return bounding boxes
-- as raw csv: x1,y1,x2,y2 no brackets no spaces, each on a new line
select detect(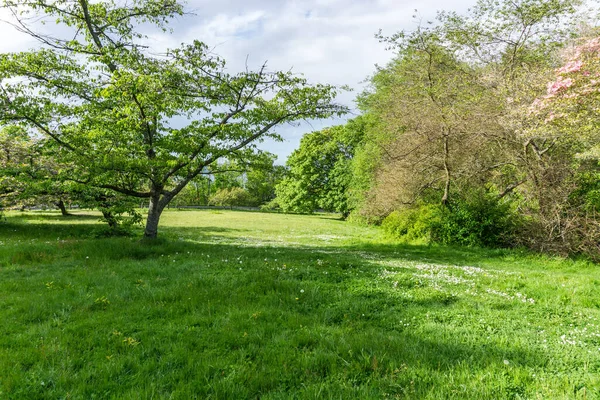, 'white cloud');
0,9,37,51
